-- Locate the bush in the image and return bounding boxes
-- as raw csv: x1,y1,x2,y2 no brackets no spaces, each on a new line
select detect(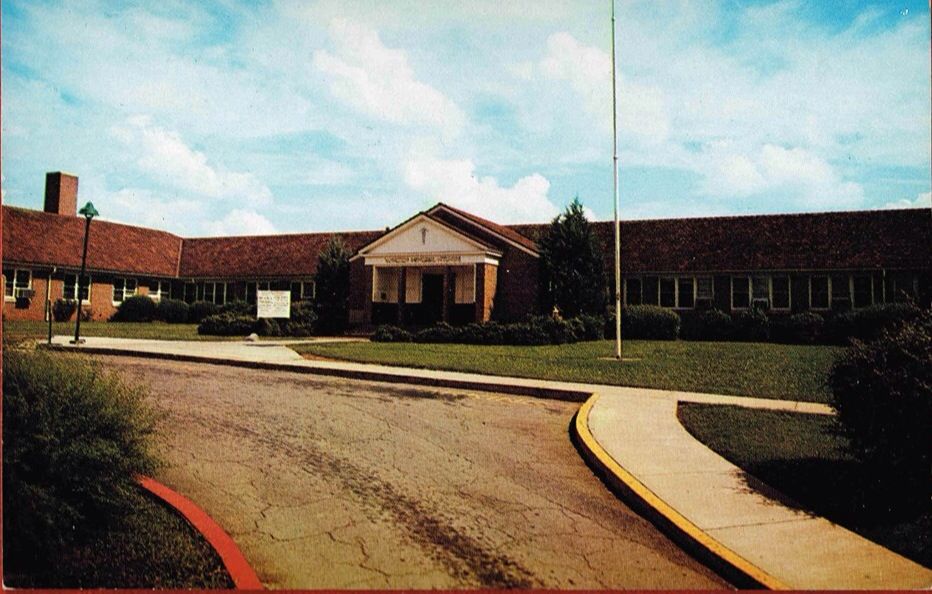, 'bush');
219,300,254,317
771,312,824,344
575,314,606,341
280,301,317,337
414,322,461,343
187,301,219,323
529,315,579,344
254,317,281,337
829,311,931,510
3,348,157,578
503,322,550,345
615,305,680,340
52,299,77,322
154,299,189,324
824,303,923,345
110,296,157,323
732,308,770,342
372,325,413,342
681,309,734,341
197,313,255,336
